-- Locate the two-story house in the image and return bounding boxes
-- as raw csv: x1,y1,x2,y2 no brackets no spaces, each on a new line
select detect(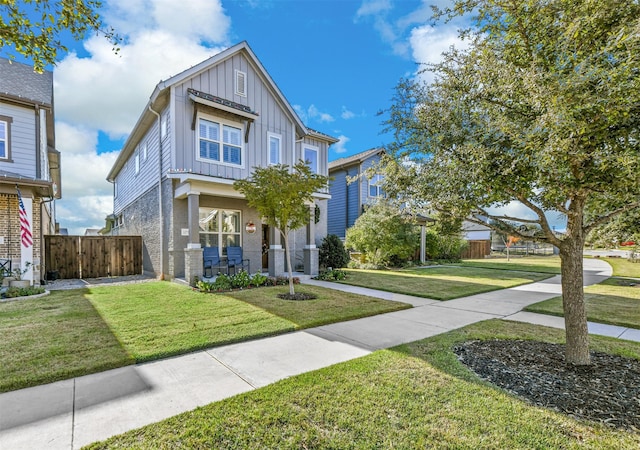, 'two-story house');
327,148,385,239
107,42,338,283
0,58,61,284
